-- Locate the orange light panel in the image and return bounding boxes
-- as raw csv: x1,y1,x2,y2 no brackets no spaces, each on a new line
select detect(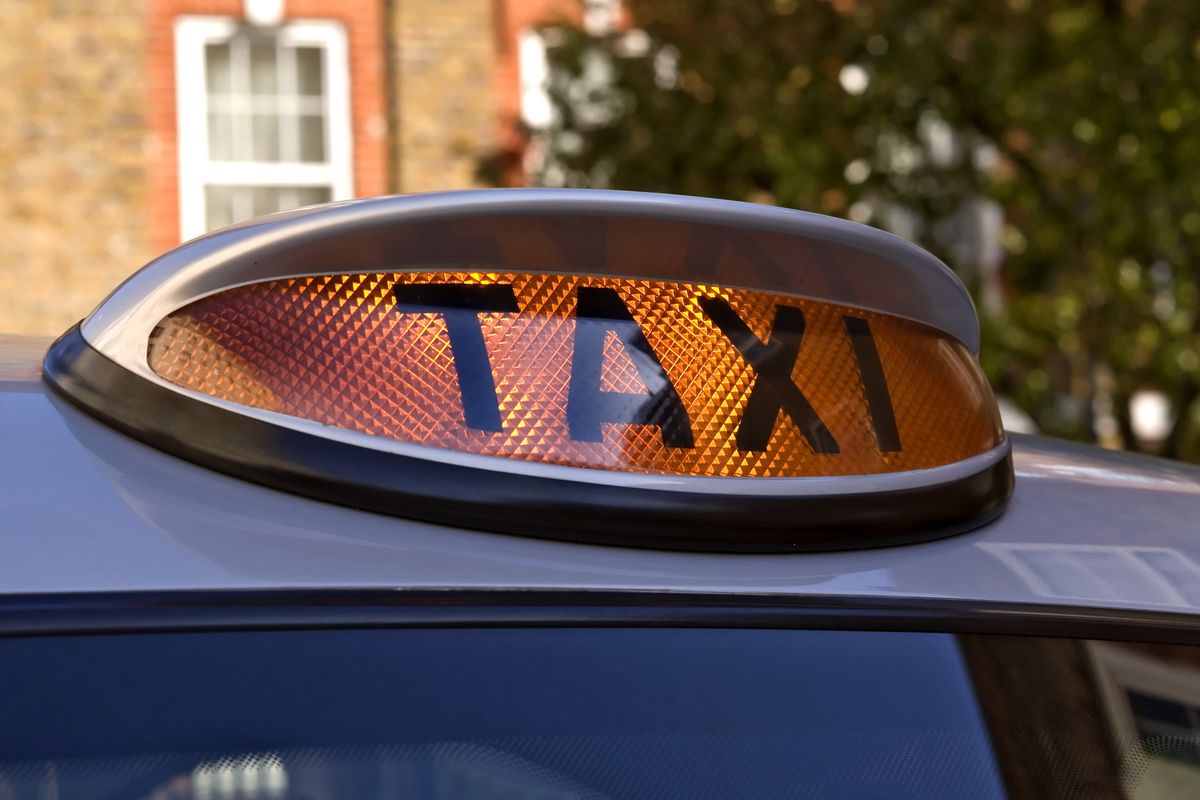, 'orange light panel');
148,272,1003,477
